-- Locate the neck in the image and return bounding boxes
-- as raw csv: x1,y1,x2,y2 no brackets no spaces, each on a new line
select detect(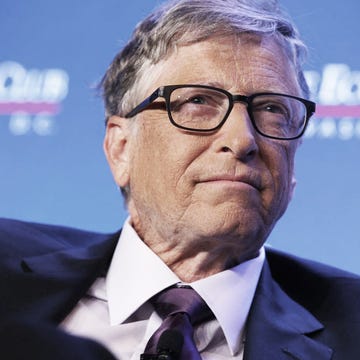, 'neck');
131,220,259,282
151,242,260,282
